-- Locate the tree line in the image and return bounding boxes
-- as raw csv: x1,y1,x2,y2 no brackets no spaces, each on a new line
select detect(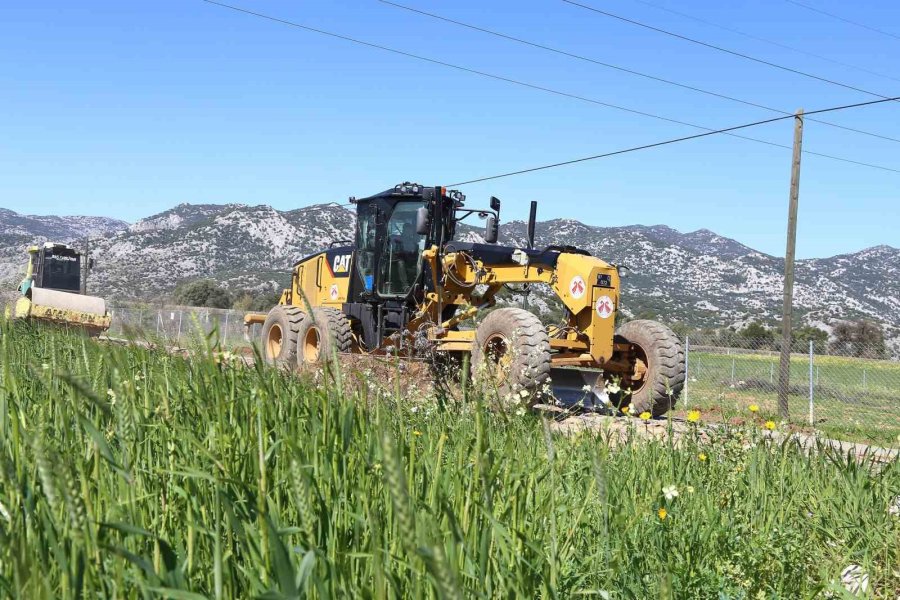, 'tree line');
172,279,281,312
664,317,889,359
